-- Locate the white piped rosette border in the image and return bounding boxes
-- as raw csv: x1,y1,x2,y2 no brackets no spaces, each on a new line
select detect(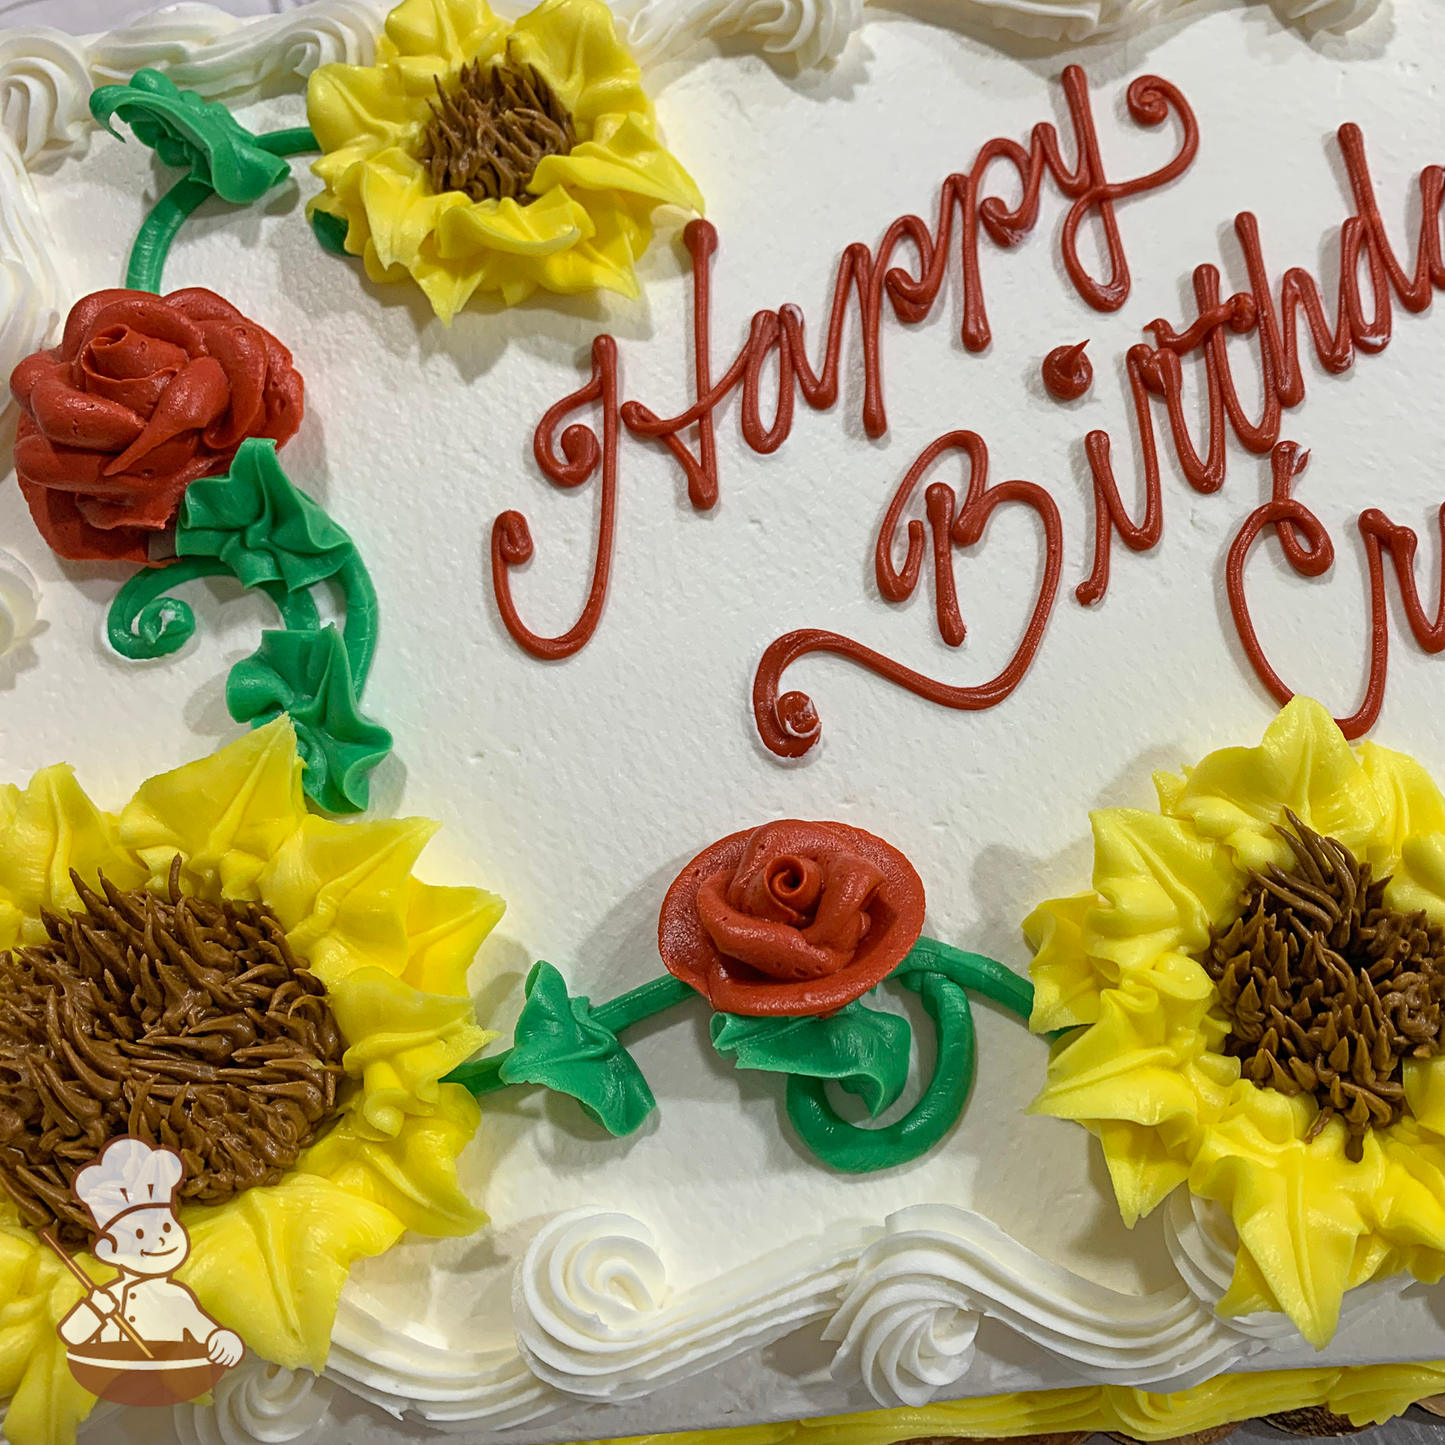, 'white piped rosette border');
513,1209,862,1403
173,1357,337,1445
310,1198,1415,1439
0,546,38,663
